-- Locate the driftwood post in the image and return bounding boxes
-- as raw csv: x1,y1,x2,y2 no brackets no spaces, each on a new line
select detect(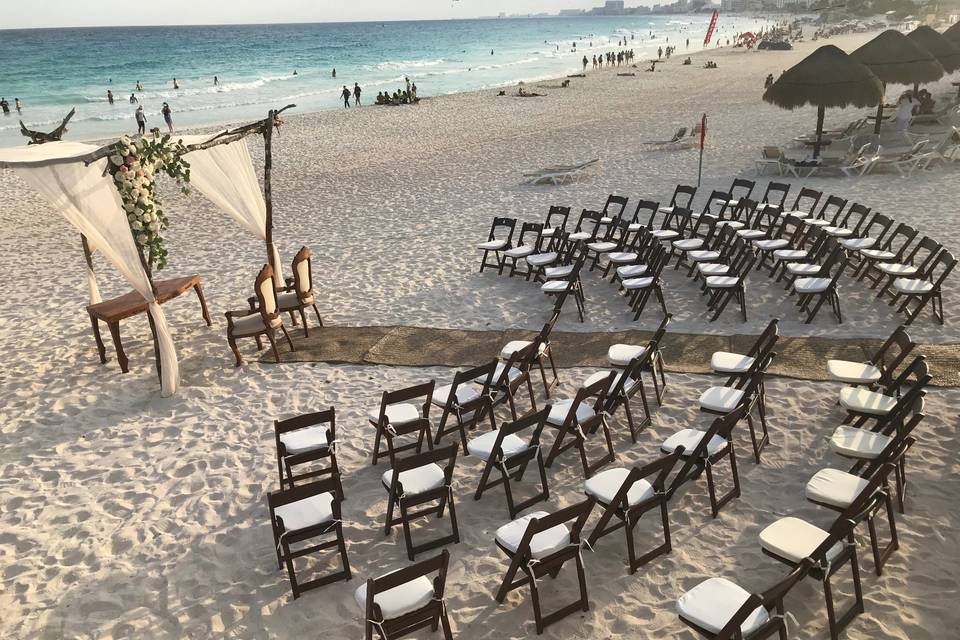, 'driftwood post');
263,109,277,277
20,108,76,145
